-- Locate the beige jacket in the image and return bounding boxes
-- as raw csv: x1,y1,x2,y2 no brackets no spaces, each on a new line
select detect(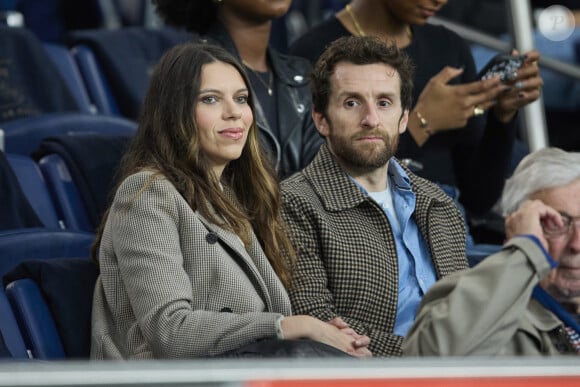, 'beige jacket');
403,236,576,356
91,171,291,359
